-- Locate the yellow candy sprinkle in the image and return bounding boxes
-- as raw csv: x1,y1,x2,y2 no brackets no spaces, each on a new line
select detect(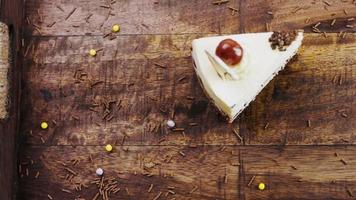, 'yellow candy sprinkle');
112,24,120,33
89,49,97,57
41,121,48,129
258,182,266,190
105,144,113,152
